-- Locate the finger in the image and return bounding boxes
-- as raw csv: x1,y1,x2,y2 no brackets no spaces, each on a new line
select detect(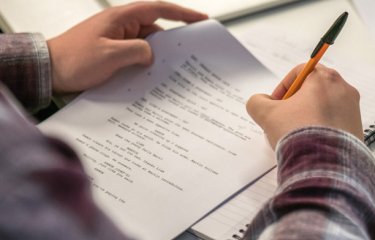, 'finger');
246,93,274,127
271,63,306,100
272,63,330,100
138,23,164,38
109,39,153,69
117,1,208,25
